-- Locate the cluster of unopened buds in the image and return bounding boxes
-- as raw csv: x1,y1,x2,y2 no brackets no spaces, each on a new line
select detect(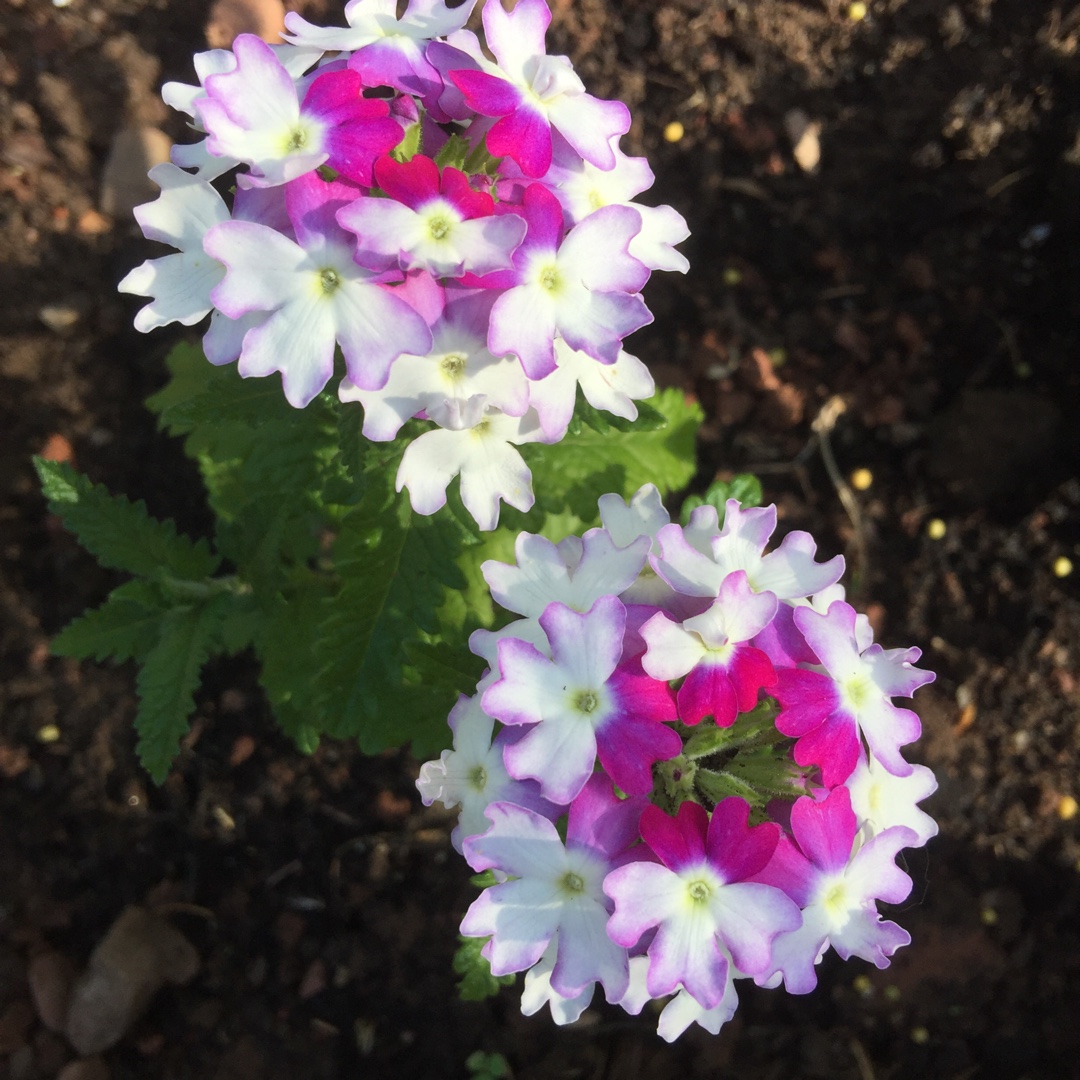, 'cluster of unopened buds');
419,486,938,1041
119,0,689,530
